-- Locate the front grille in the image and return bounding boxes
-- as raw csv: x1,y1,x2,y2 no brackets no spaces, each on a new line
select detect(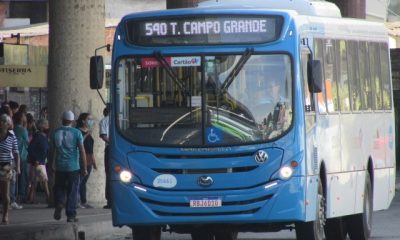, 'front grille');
139,194,273,207
223,194,273,205
155,152,254,159
153,208,261,216
139,193,273,217
152,166,257,174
